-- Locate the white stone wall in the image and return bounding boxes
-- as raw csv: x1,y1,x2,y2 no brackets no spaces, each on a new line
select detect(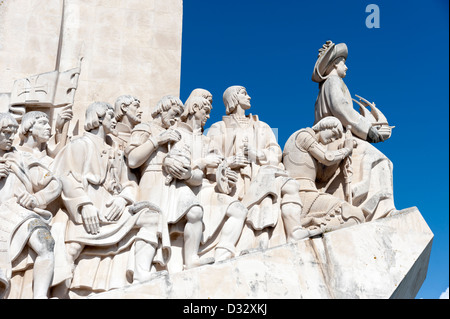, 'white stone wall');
0,0,183,129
